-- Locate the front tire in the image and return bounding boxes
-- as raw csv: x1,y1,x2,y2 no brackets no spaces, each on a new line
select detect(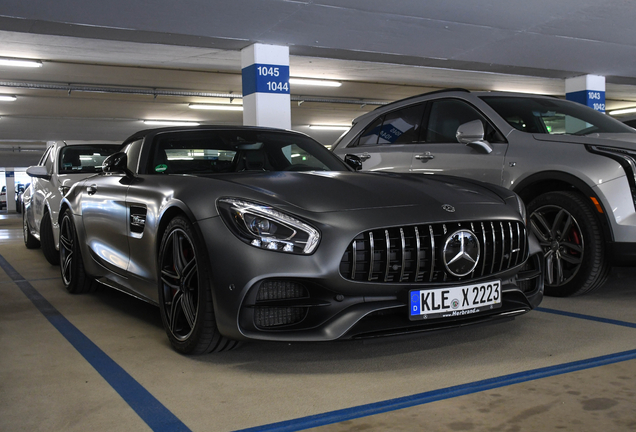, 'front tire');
158,216,238,354
59,208,94,294
41,214,60,265
528,191,610,297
